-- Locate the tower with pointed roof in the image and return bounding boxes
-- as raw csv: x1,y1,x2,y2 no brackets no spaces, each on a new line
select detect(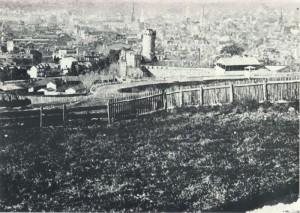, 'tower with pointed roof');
131,1,135,23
